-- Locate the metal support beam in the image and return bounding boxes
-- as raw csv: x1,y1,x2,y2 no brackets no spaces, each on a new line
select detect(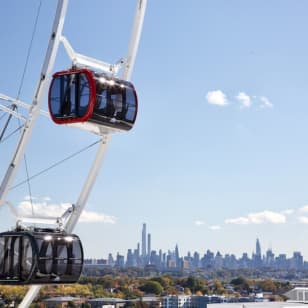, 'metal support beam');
122,0,147,81
61,36,120,74
0,105,17,142
64,135,111,232
0,93,49,117
0,103,25,122
17,1,69,307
